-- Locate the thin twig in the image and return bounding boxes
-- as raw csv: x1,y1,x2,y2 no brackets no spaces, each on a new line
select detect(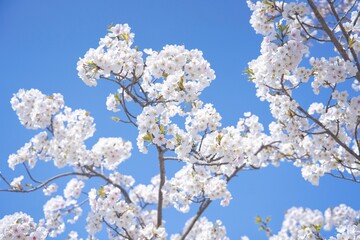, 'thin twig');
0,172,90,193
22,163,42,184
